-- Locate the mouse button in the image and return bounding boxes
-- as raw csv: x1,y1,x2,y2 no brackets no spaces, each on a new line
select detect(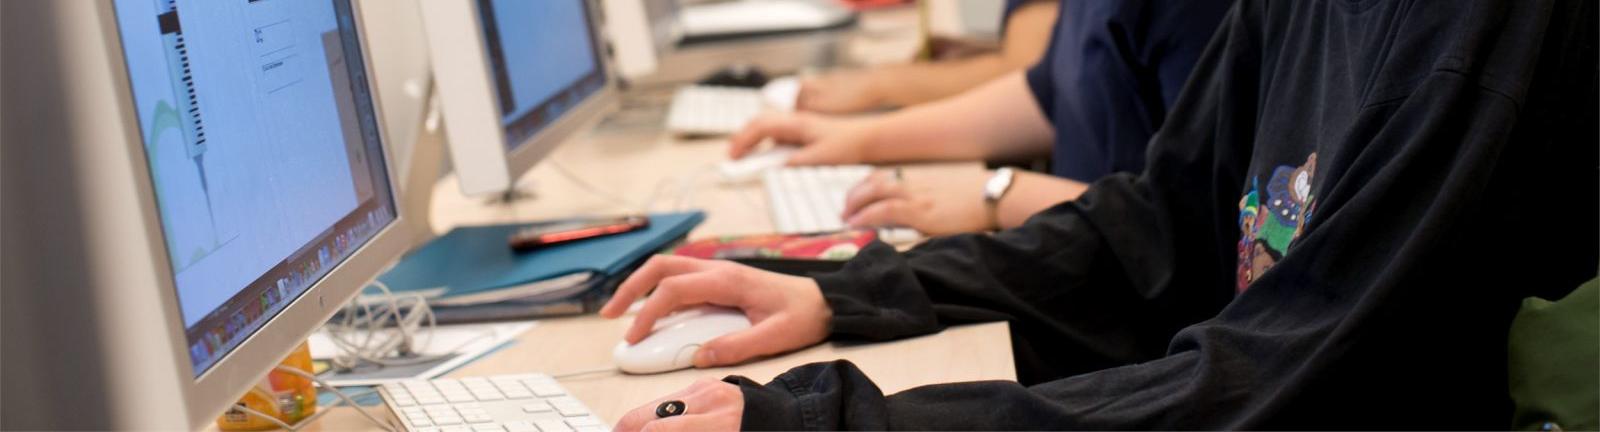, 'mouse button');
674,345,701,369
